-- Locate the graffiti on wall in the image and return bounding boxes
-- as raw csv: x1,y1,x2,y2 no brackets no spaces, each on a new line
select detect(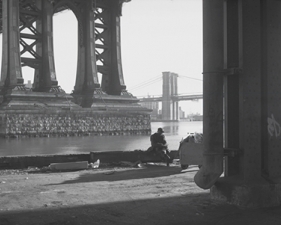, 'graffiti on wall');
268,114,281,137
